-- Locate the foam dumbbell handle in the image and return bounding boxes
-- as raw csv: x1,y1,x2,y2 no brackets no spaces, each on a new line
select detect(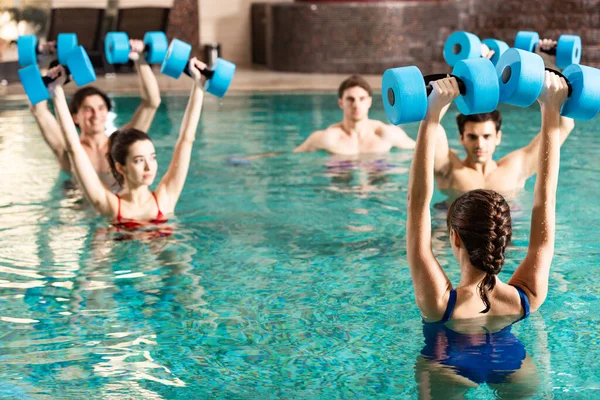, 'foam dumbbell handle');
106,42,154,62
48,46,94,87
424,74,467,96
523,41,573,57
20,46,95,105
41,66,72,87
538,46,557,56
183,64,215,79
20,64,69,105
546,68,573,97
183,58,235,97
